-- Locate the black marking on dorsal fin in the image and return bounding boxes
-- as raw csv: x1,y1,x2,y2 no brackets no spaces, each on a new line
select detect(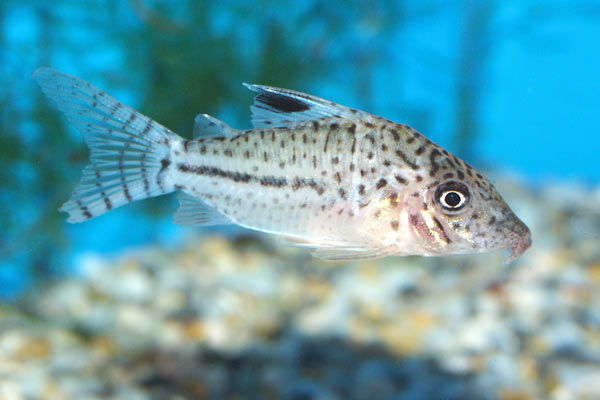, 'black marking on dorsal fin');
243,83,368,129
255,91,310,113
